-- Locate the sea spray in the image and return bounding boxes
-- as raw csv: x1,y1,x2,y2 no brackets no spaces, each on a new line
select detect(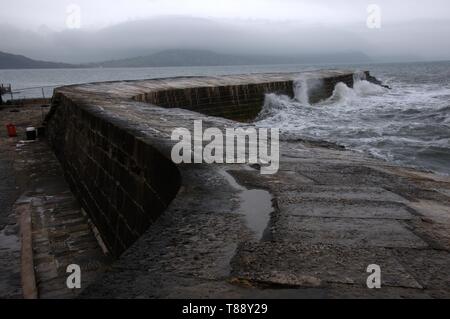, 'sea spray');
320,82,357,106
256,66,450,175
353,79,388,96
257,93,293,120
322,72,388,106
293,76,324,105
293,77,310,105
353,70,367,82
